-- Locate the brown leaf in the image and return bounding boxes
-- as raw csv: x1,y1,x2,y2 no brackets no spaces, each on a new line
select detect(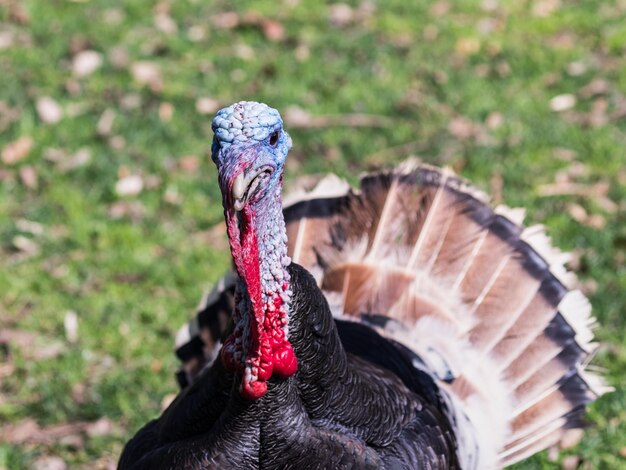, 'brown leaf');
431,1,450,16
329,4,354,27
108,201,146,221
533,0,561,17
2,136,33,165
0,417,113,446
85,417,114,438
538,181,609,198
131,62,163,92
455,37,481,57
561,456,580,470
163,186,183,205
33,456,67,470
553,147,577,161
486,111,503,129
58,148,92,172
115,175,144,197
154,12,177,34
8,3,30,25
179,155,199,173
186,25,206,42
72,50,103,78
36,97,63,124
560,428,584,449
490,169,503,204
108,46,130,69
12,235,39,255
211,12,239,29
64,310,79,344
550,94,576,112
579,78,610,98
19,165,38,189
97,109,115,136
159,102,174,122
567,61,587,76
448,116,476,139
0,418,39,444
59,433,85,449
196,97,220,115
0,361,16,378
32,342,66,360
0,329,37,350
262,20,285,41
